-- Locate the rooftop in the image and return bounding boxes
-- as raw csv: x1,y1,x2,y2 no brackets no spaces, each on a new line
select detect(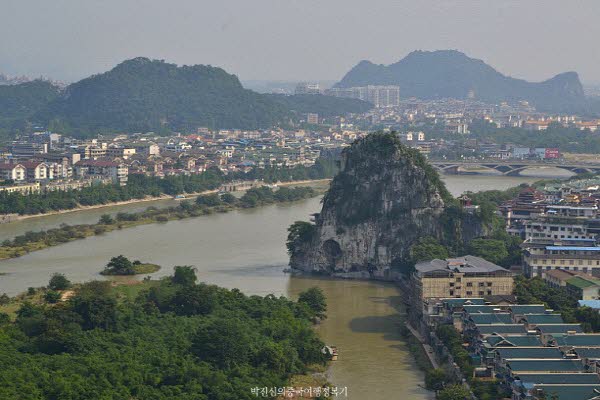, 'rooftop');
415,255,509,275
